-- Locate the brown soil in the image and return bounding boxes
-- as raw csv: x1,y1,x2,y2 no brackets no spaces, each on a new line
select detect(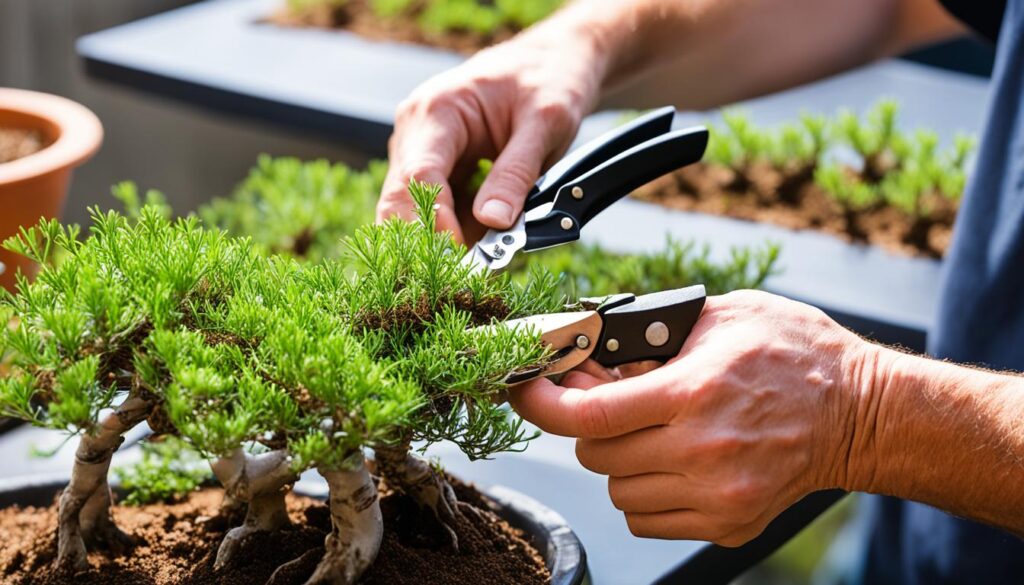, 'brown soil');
0,127,45,164
0,480,550,585
633,162,955,258
267,0,519,54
